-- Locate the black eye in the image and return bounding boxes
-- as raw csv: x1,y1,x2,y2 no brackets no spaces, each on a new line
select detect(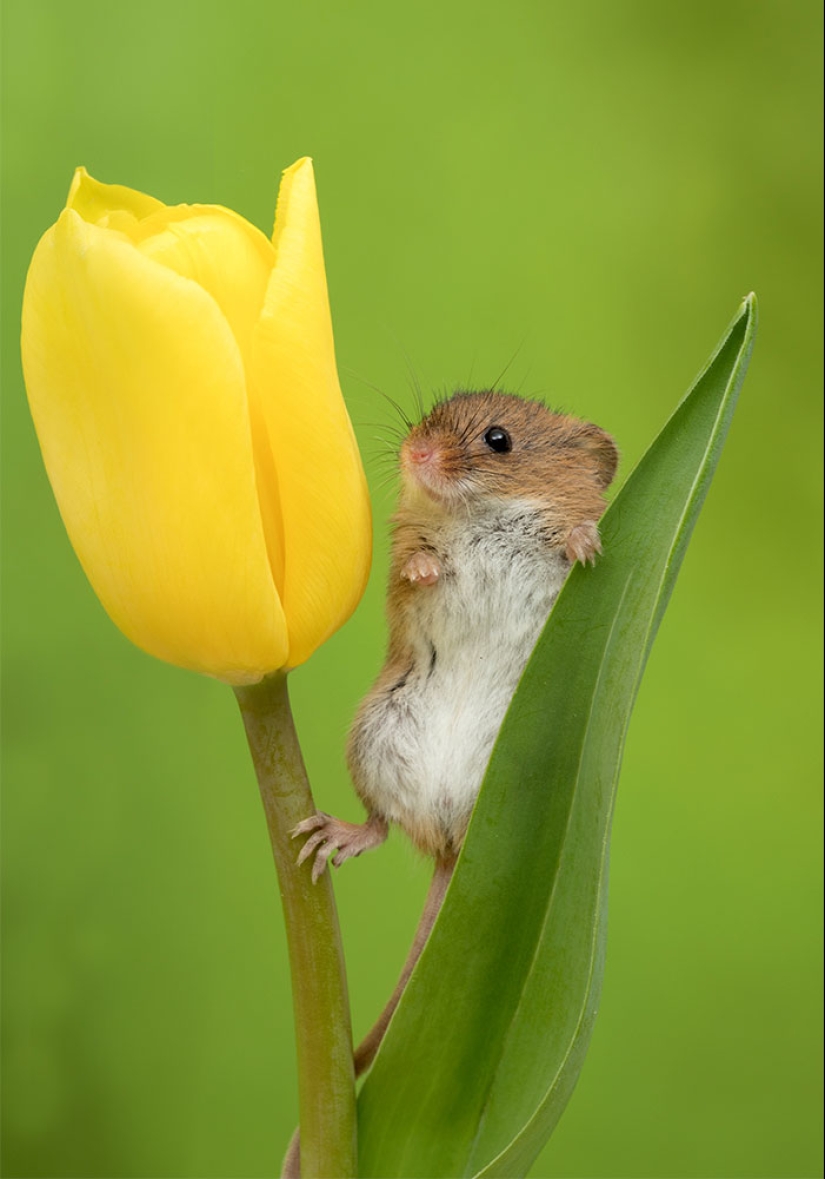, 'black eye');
483,426,512,453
